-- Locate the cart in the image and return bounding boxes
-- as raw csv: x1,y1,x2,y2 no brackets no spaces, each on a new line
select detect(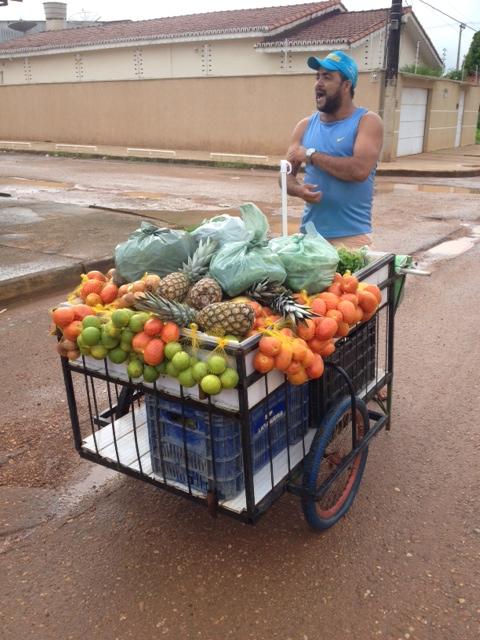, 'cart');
60,251,403,531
